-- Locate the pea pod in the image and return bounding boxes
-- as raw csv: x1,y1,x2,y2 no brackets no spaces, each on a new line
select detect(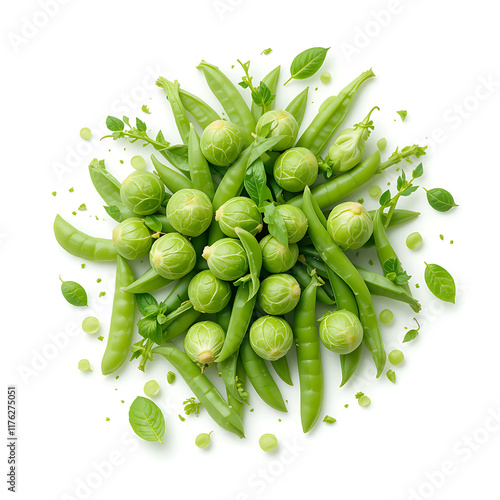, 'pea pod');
285,87,309,127
188,124,215,200
271,355,293,386
151,155,194,193
121,266,172,294
152,345,245,438
363,209,421,248
101,256,136,375
290,263,336,306
162,302,202,342
156,78,190,144
235,227,262,301
154,215,176,234
228,357,247,419
251,65,281,122
179,87,221,129
53,215,117,261
240,336,287,413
